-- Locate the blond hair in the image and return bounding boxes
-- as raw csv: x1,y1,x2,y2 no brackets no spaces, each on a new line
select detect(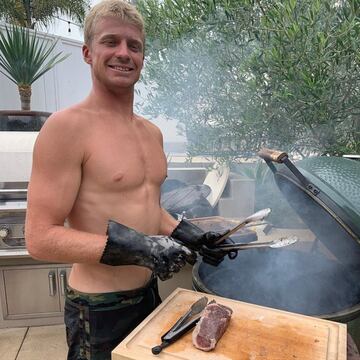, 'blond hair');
84,0,145,45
